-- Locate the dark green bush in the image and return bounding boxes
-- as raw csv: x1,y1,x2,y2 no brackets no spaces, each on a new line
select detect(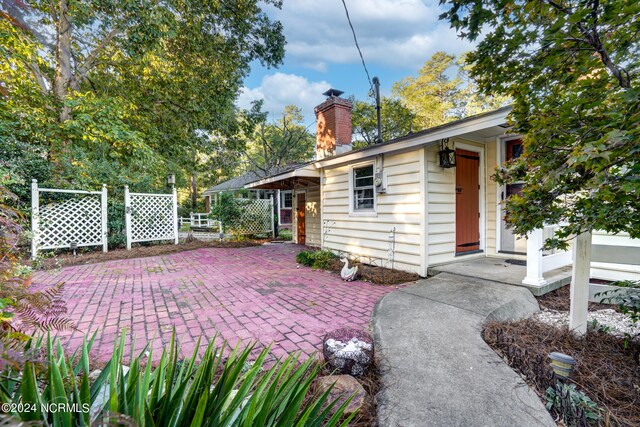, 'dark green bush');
107,199,126,248
296,250,337,270
296,250,315,266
